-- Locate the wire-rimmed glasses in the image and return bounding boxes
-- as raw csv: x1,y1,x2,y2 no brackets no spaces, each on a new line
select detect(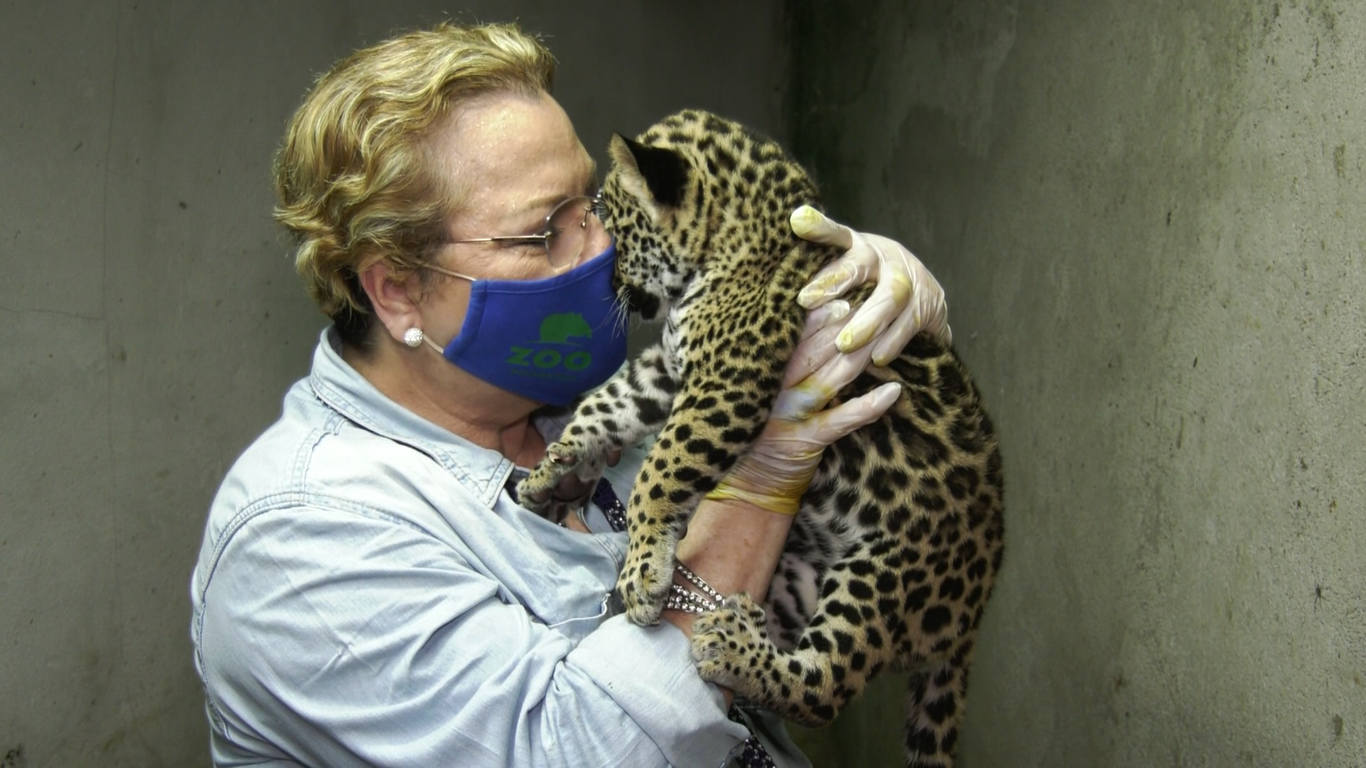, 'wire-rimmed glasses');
444,195,607,270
